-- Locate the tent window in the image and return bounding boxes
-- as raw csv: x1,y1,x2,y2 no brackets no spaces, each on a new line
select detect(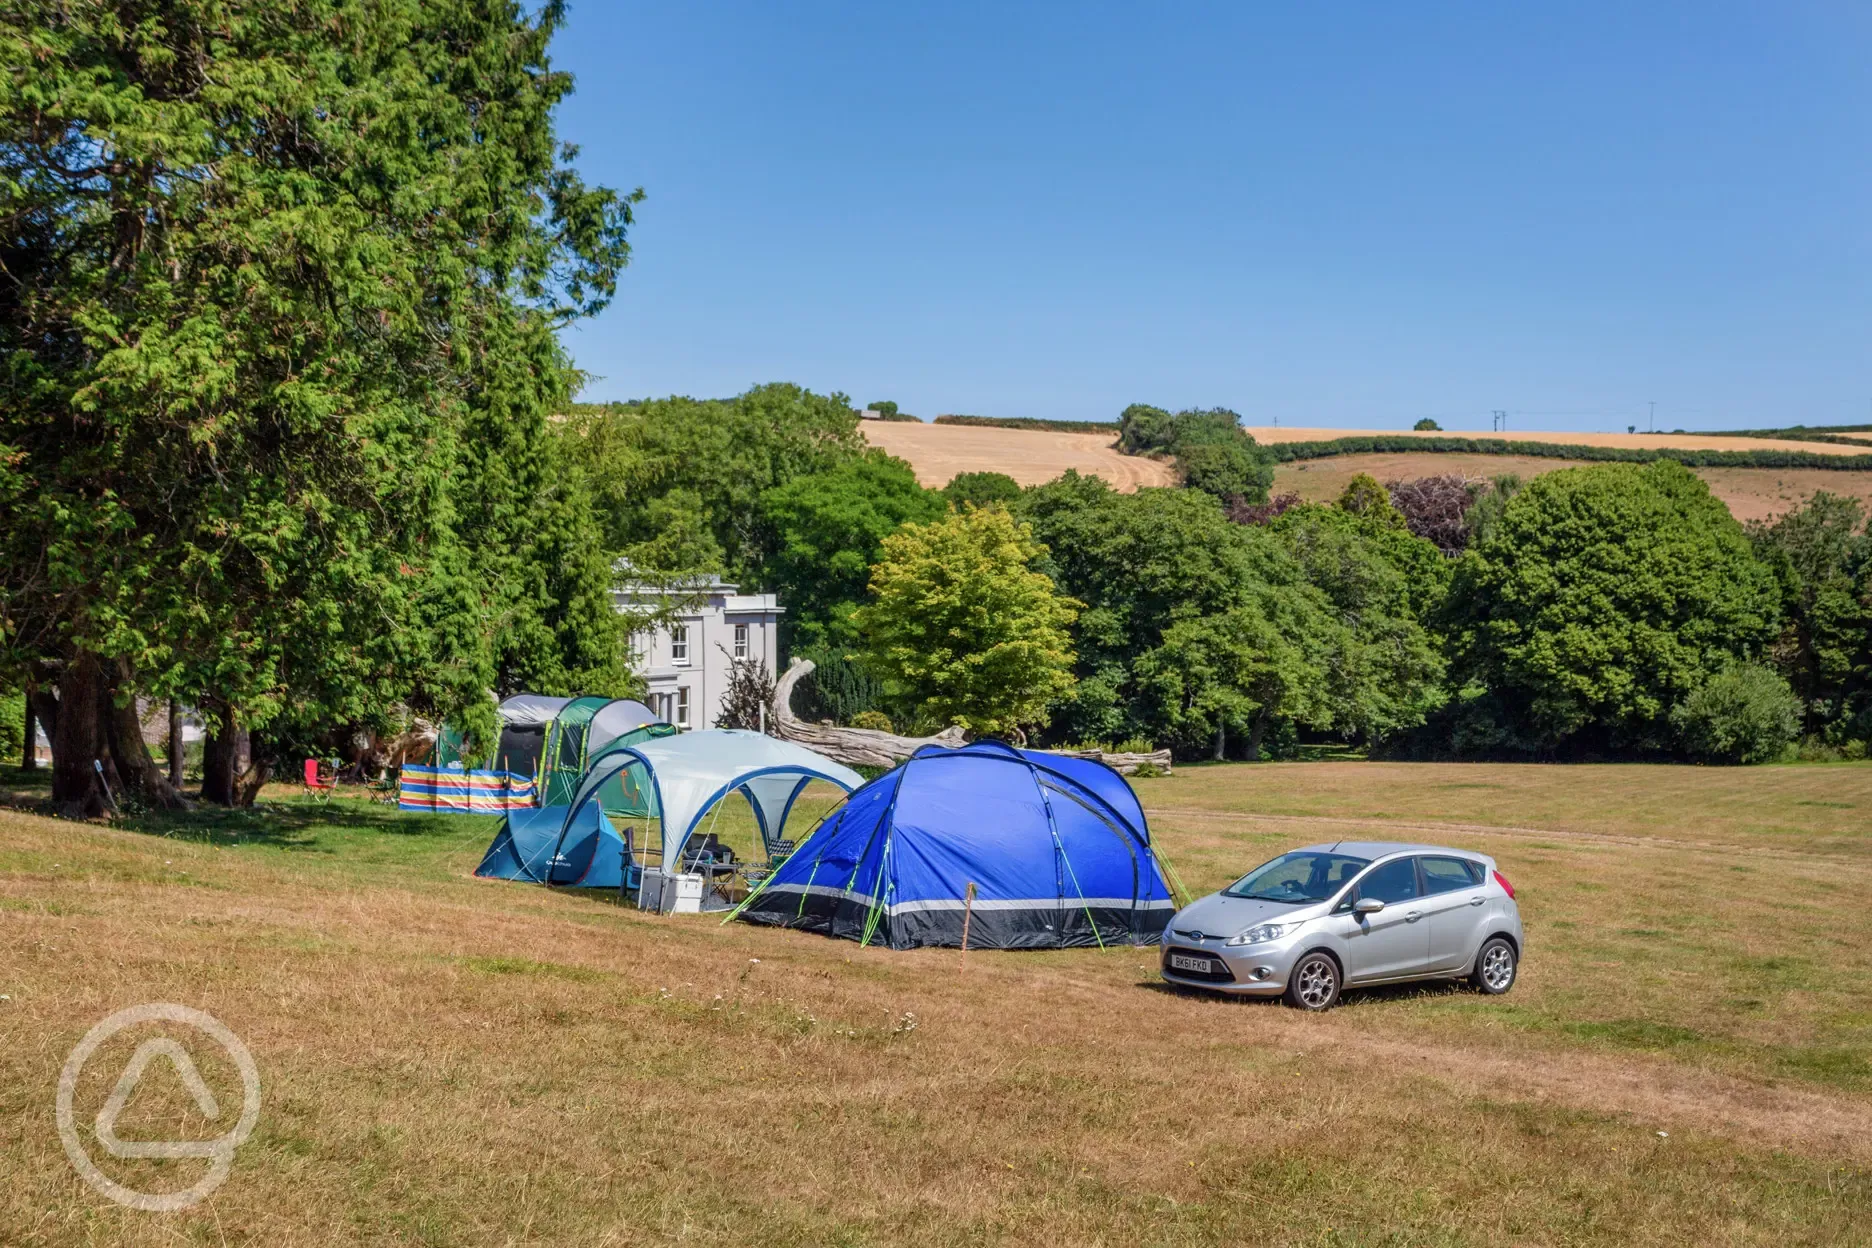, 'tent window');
675,687,690,728
733,623,749,659
671,625,690,665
